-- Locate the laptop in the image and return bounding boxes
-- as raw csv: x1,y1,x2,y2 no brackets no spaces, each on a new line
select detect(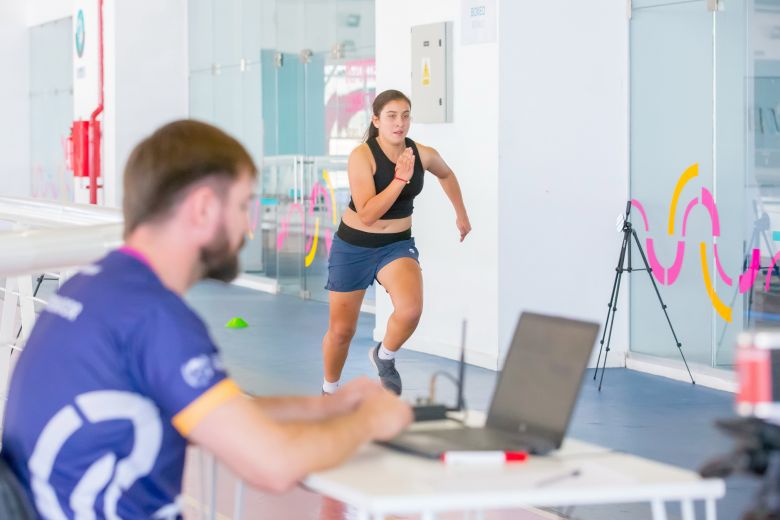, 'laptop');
380,312,599,458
